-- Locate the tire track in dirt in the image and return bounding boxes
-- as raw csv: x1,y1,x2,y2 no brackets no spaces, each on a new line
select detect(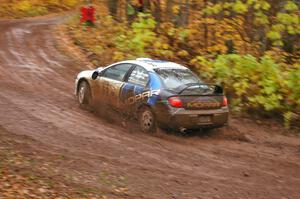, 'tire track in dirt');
0,16,300,199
